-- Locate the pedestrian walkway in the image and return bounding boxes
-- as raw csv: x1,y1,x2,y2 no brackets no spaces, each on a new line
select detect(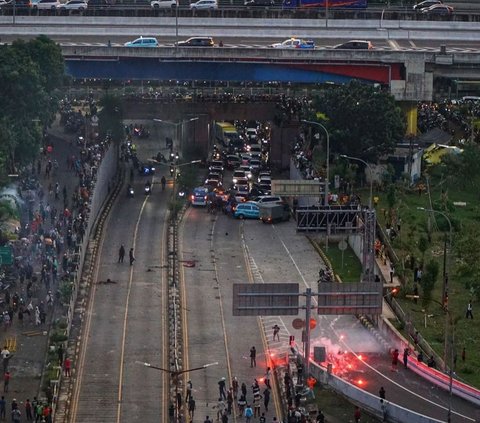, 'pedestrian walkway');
0,113,90,421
